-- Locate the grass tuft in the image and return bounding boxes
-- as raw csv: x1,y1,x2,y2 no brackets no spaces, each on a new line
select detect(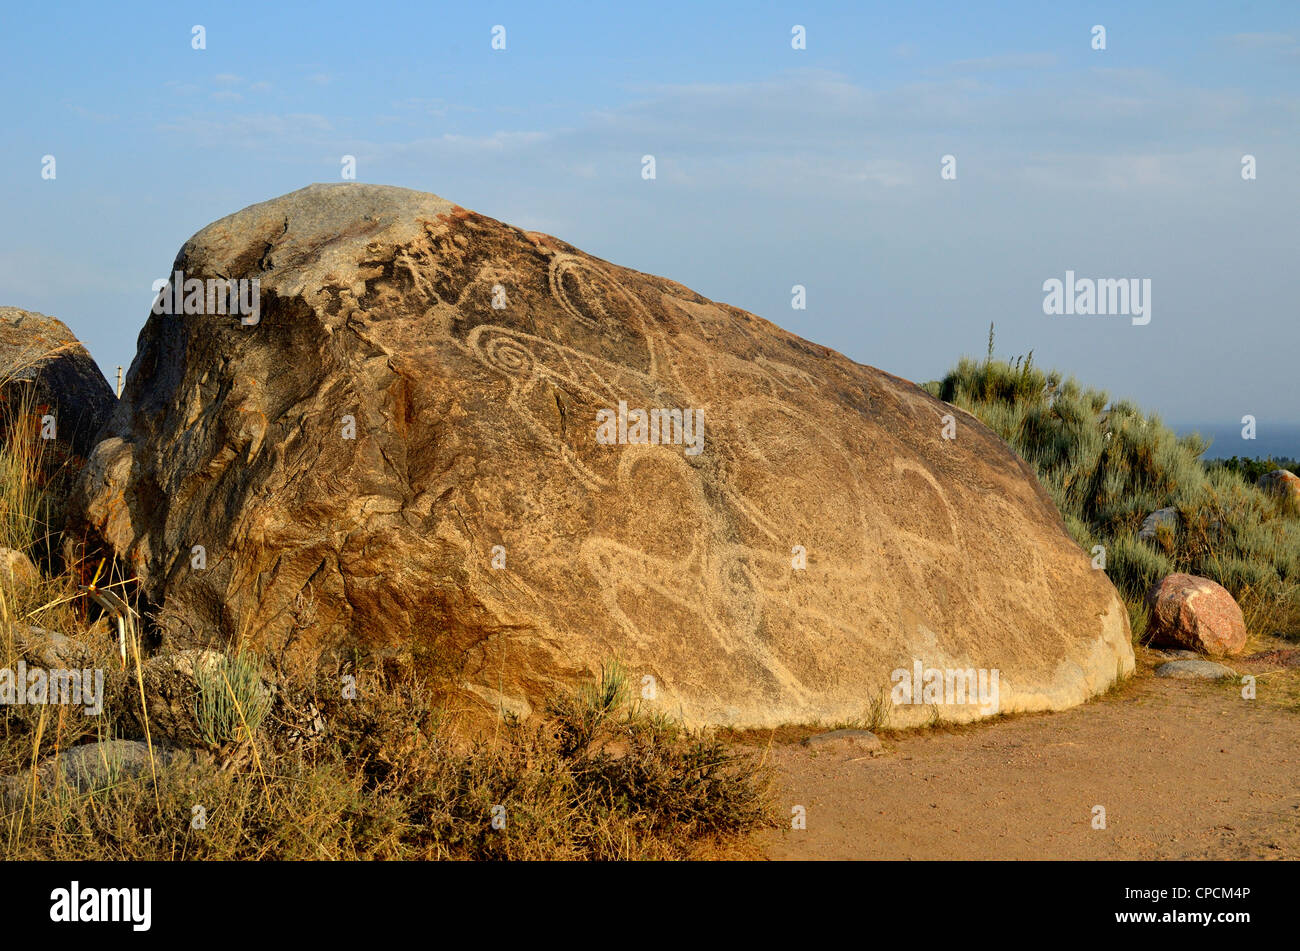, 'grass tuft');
194,652,272,749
